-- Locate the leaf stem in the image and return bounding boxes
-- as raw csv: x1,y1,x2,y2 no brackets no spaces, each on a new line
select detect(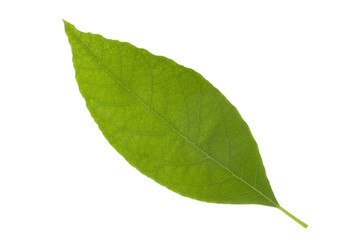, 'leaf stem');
278,206,308,228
